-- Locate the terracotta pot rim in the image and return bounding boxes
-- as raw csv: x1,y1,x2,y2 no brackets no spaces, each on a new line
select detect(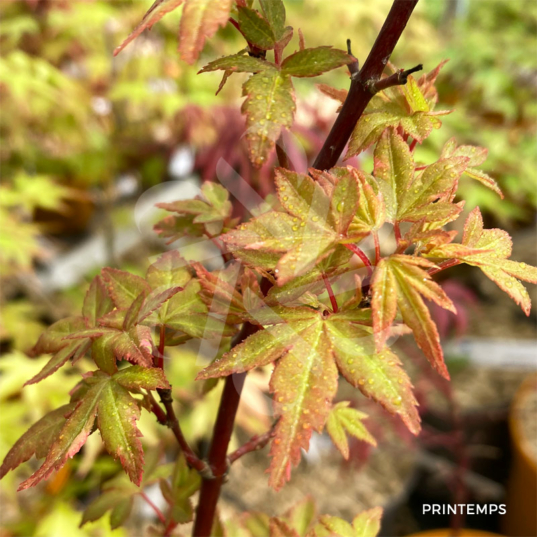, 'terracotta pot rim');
509,374,537,473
